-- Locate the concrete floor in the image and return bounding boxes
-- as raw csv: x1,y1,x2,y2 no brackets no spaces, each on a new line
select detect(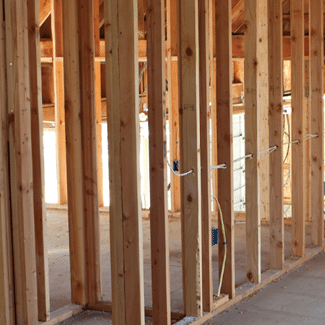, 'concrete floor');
58,251,325,324
207,251,325,325
47,208,312,313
